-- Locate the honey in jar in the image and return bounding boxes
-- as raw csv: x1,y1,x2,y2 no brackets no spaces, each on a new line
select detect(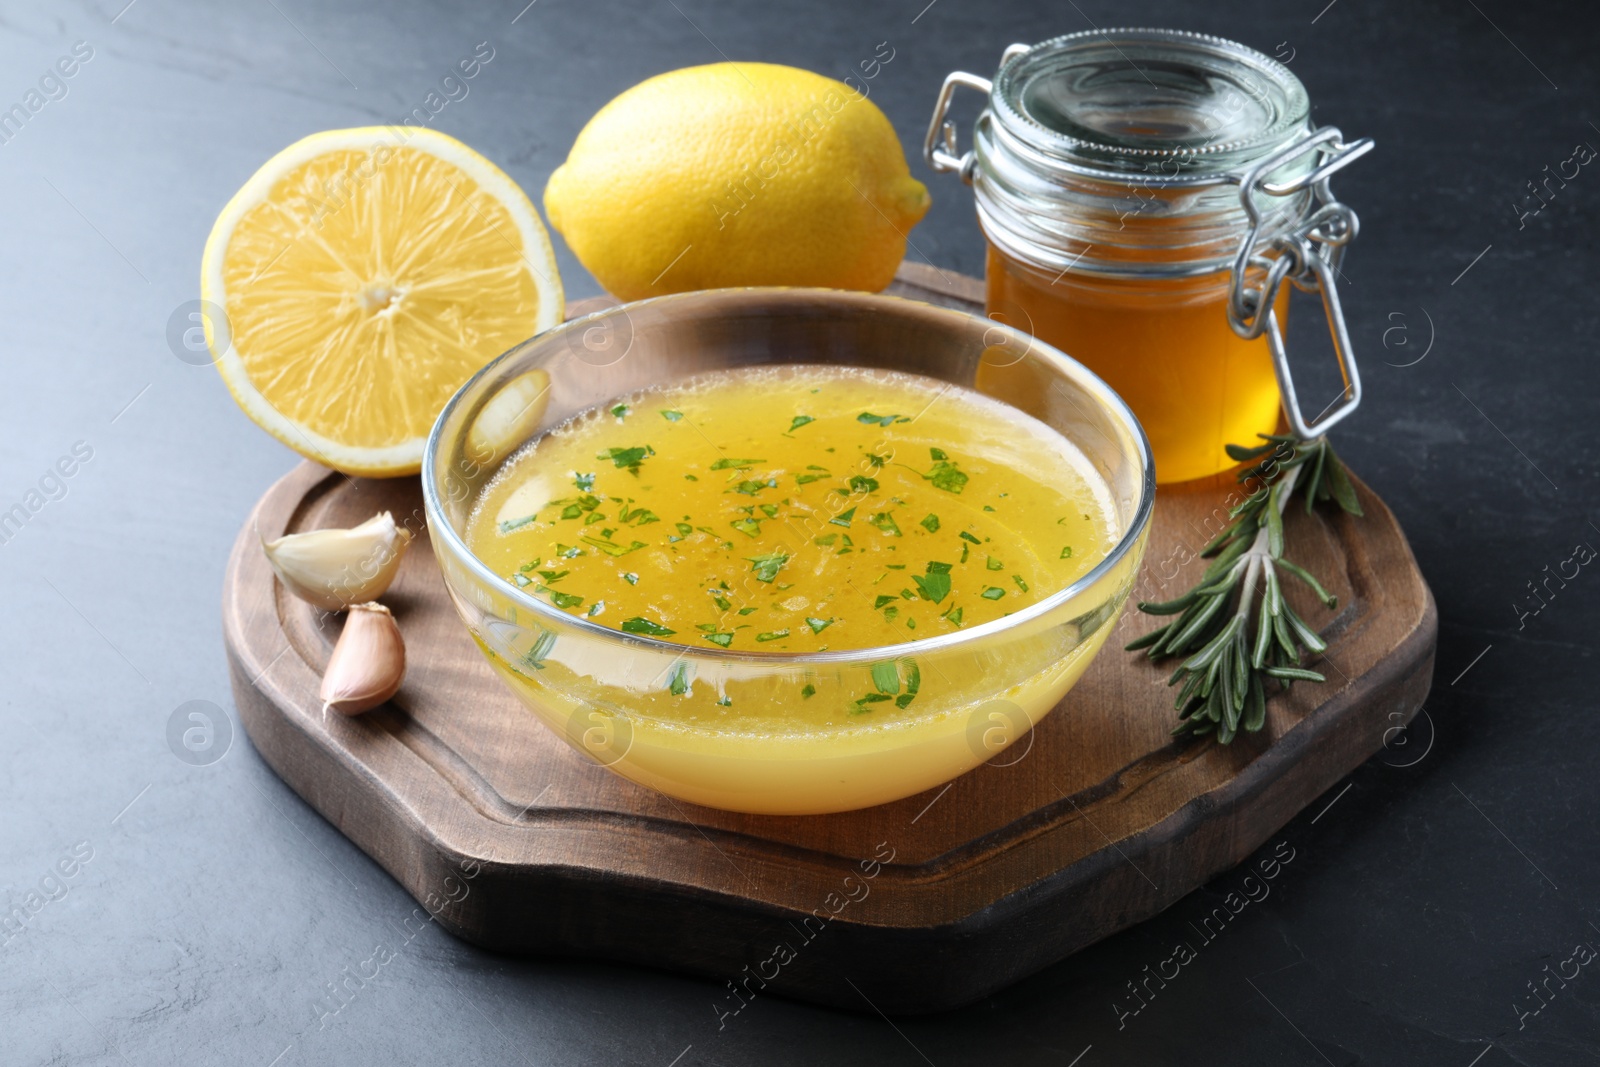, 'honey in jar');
927,29,1370,483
